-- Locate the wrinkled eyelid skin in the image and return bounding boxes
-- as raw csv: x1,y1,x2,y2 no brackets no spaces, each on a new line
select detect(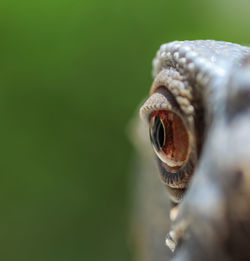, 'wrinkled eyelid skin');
139,69,199,202
140,69,196,124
